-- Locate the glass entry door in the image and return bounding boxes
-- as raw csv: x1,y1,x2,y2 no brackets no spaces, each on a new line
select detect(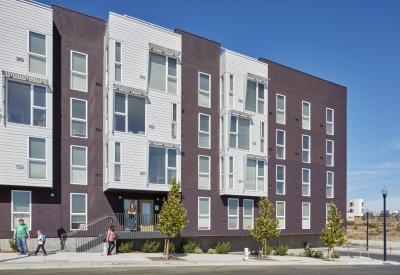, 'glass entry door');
139,200,154,231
